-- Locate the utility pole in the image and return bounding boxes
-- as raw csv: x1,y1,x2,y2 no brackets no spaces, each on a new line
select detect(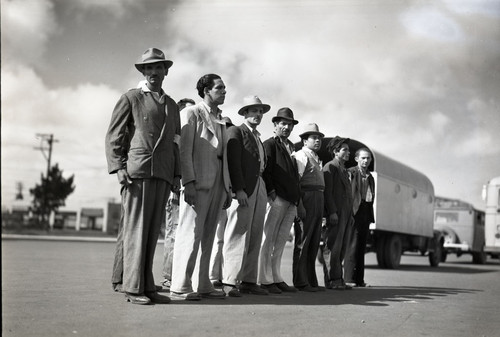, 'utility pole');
34,133,58,228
